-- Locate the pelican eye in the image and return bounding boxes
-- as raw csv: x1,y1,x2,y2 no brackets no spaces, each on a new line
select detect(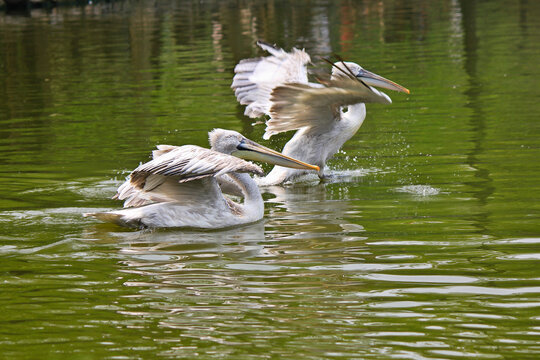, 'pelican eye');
236,140,245,149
